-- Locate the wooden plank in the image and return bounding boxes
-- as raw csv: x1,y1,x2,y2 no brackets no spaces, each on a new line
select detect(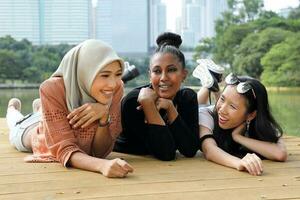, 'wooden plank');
0,118,300,200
